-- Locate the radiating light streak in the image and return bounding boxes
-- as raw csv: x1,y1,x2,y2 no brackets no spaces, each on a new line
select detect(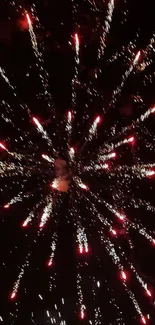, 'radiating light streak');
39,198,53,228
111,163,155,180
11,253,30,299
120,106,155,135
98,0,115,58
77,273,86,319
103,201,125,221
33,117,53,147
26,13,52,106
0,142,29,160
38,294,43,300
84,163,109,172
98,151,116,163
102,236,145,321
4,190,31,209
139,169,155,178
100,136,135,154
75,33,80,64
0,67,15,90
71,33,80,112
109,51,141,108
66,111,73,141
127,220,154,245
22,211,34,227
48,232,57,266
22,202,40,227
129,263,152,298
88,116,101,142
